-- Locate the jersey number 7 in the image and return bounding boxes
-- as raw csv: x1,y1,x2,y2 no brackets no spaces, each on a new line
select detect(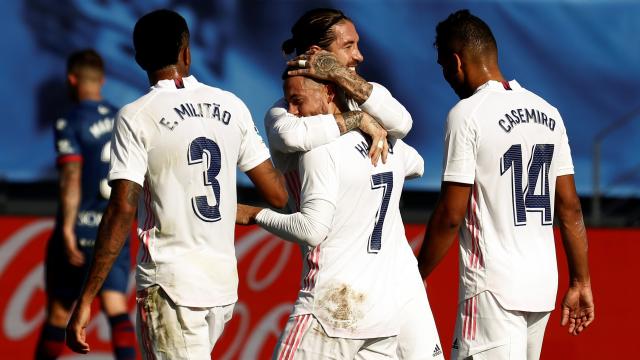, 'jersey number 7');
500,144,554,226
369,172,393,253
